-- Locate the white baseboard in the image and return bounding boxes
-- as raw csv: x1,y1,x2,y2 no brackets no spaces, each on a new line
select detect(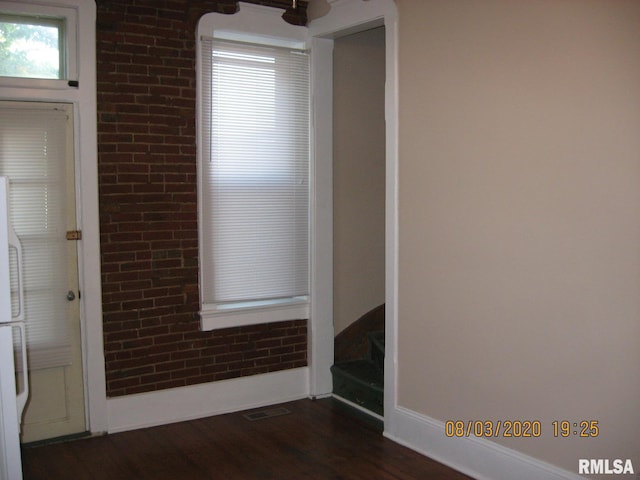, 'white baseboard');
106,369,584,479
106,367,309,434
385,406,585,480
